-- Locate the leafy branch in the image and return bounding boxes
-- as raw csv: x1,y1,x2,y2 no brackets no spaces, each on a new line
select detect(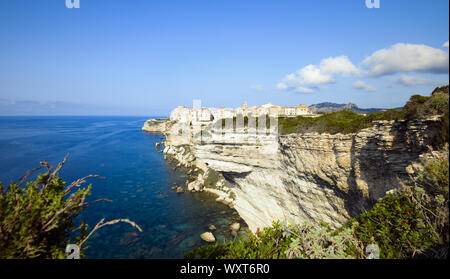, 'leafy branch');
0,154,142,259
